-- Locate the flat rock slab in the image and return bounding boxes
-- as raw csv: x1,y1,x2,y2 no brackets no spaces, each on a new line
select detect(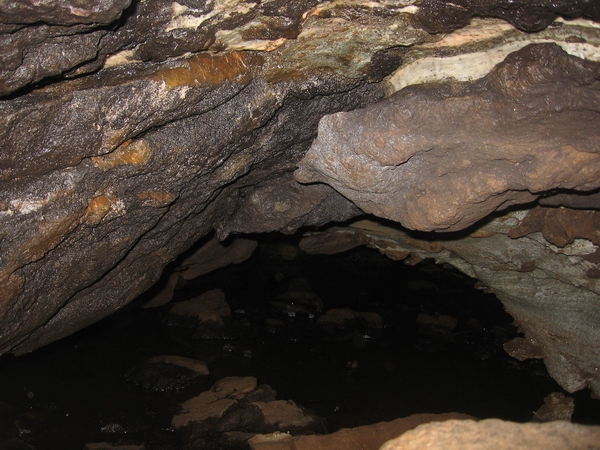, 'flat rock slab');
249,413,473,450
172,376,257,428
380,419,600,450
